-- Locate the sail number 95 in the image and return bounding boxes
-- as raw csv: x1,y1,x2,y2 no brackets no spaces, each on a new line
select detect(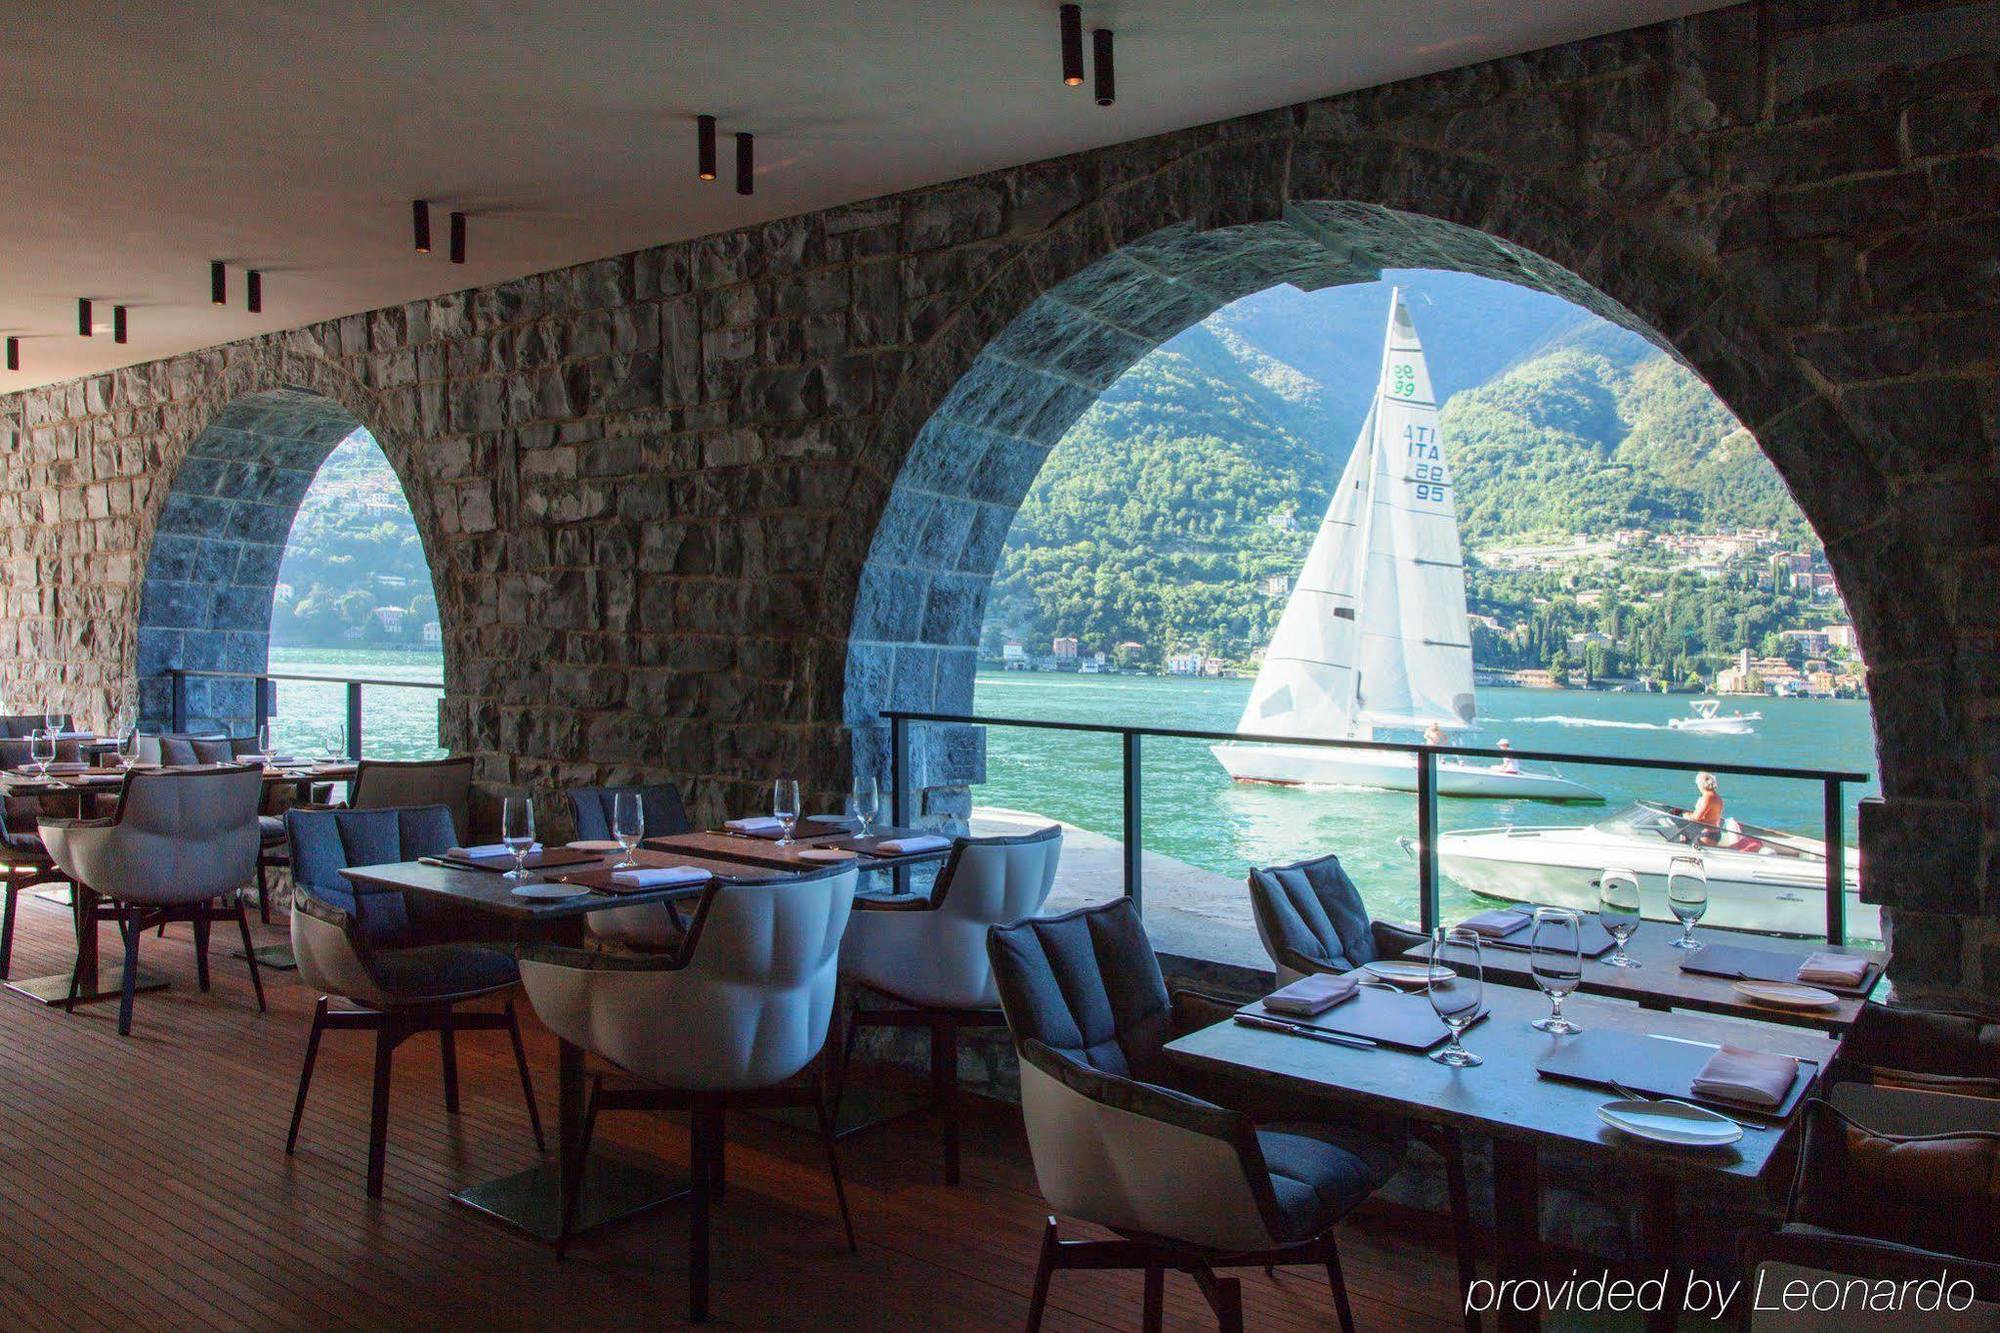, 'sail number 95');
1411,462,1448,502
